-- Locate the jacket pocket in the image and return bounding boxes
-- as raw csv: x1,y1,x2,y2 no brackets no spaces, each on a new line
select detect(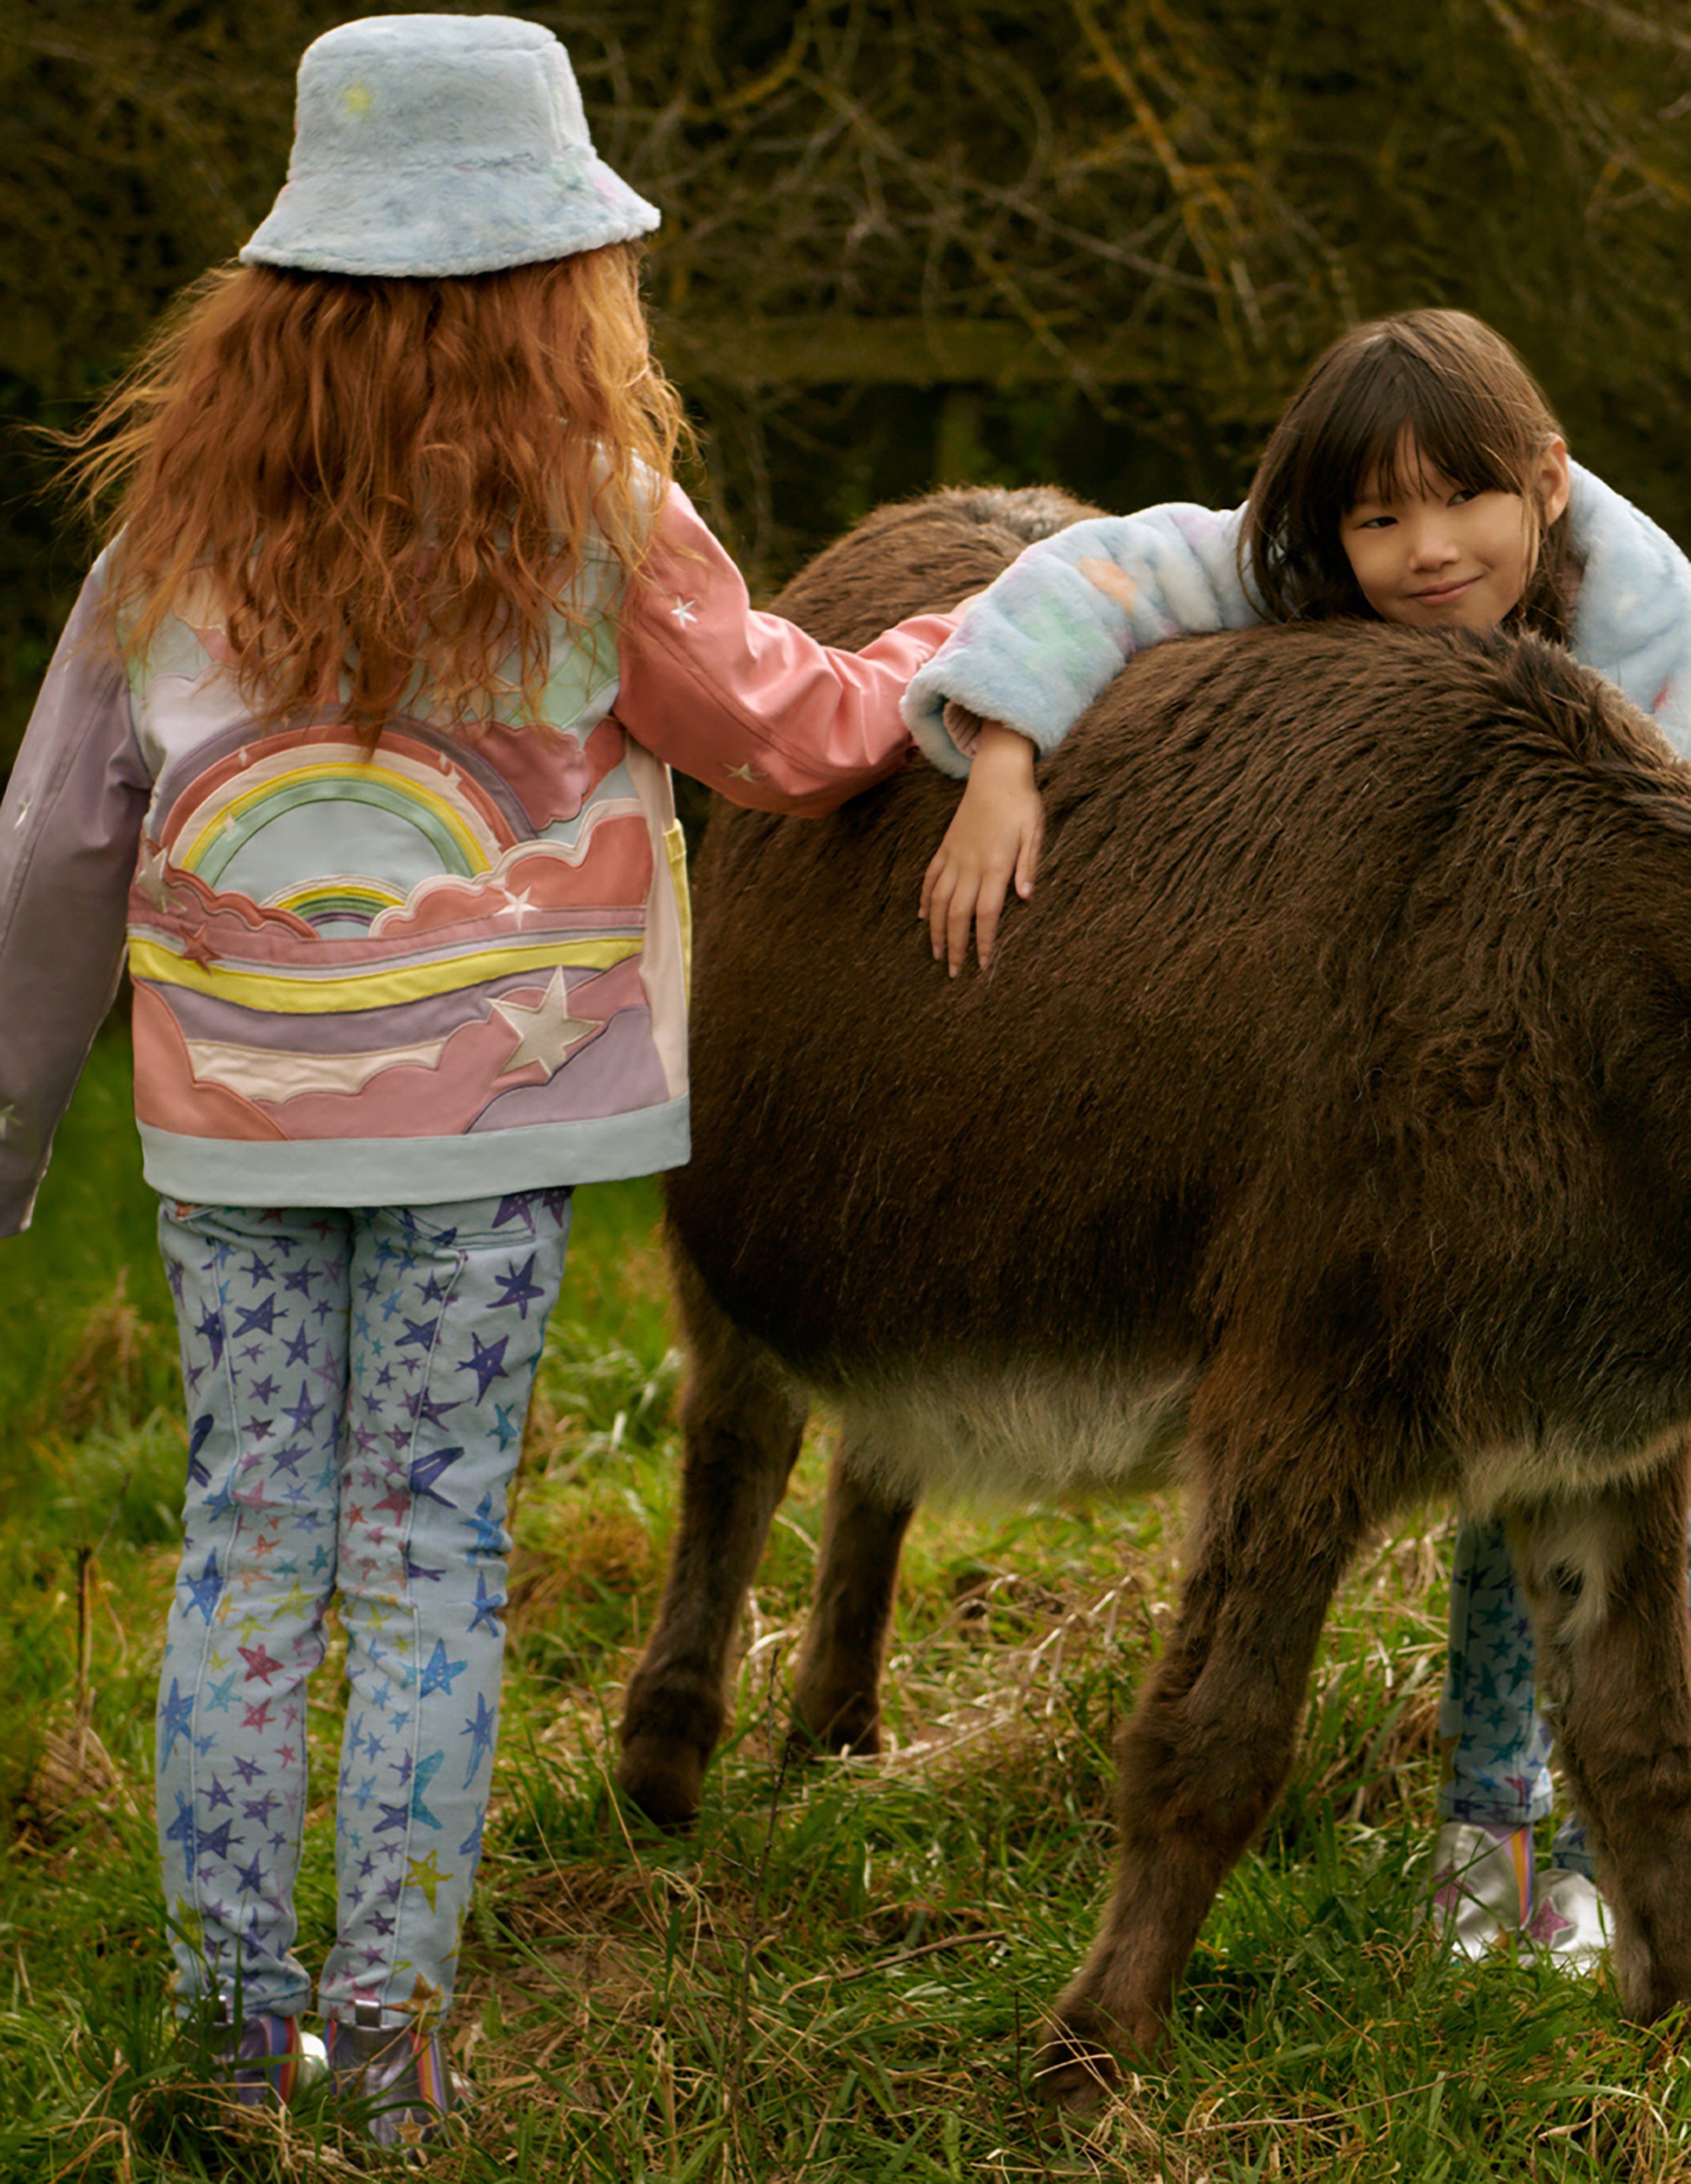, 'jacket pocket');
663,820,693,995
